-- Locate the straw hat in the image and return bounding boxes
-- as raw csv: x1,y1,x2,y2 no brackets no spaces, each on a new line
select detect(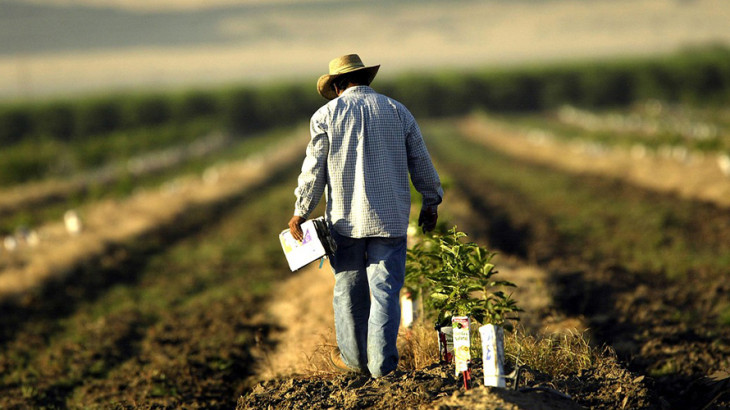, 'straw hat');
317,54,380,100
